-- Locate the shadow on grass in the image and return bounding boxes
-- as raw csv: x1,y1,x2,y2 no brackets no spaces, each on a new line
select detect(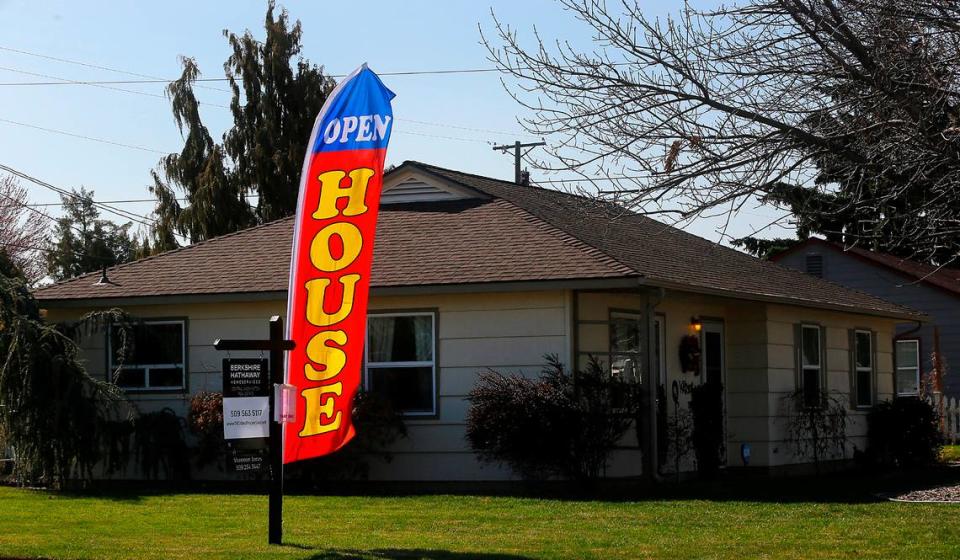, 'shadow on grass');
24,465,960,505
304,549,532,560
